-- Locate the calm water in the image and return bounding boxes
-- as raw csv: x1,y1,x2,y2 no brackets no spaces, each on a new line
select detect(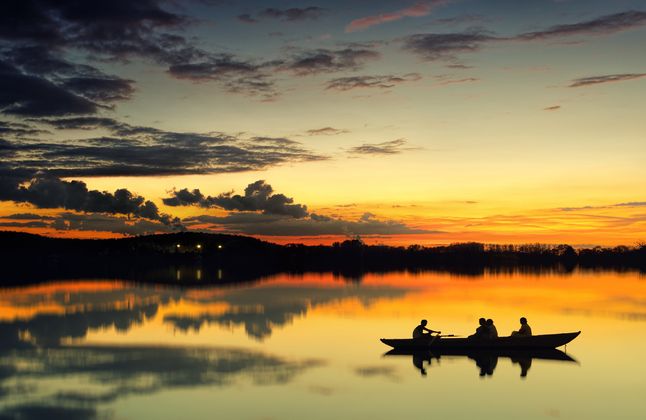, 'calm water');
1,270,644,419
